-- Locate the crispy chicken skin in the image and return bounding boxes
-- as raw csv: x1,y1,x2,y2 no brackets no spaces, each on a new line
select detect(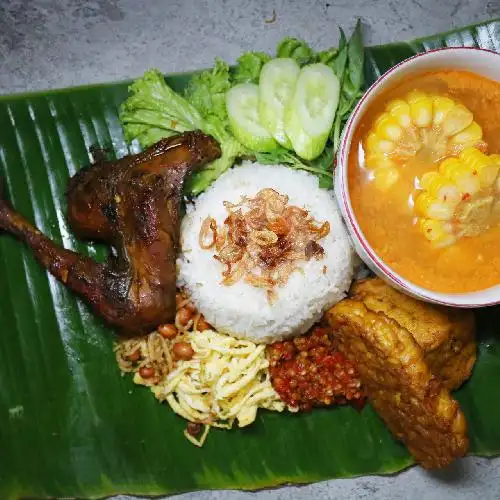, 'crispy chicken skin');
326,299,469,469
351,278,477,390
0,132,221,337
